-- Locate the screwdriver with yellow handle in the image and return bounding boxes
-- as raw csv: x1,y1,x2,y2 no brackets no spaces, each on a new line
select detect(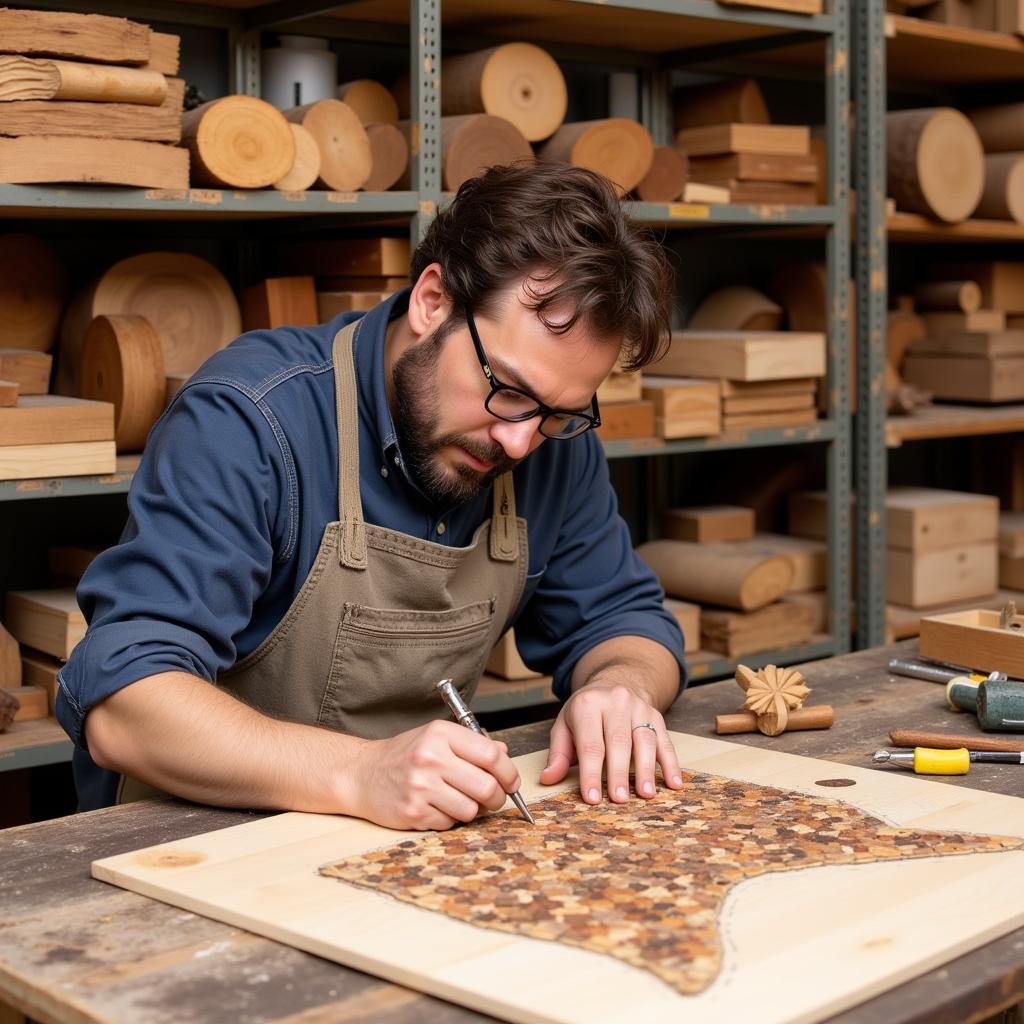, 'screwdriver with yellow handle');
873,747,1024,775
